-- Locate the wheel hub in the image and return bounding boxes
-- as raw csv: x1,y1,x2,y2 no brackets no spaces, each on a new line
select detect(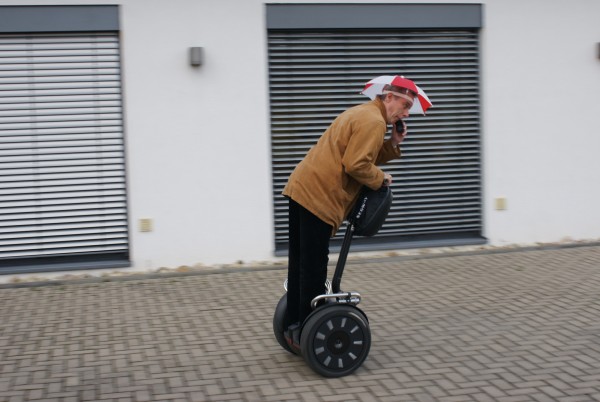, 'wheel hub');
328,331,350,355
